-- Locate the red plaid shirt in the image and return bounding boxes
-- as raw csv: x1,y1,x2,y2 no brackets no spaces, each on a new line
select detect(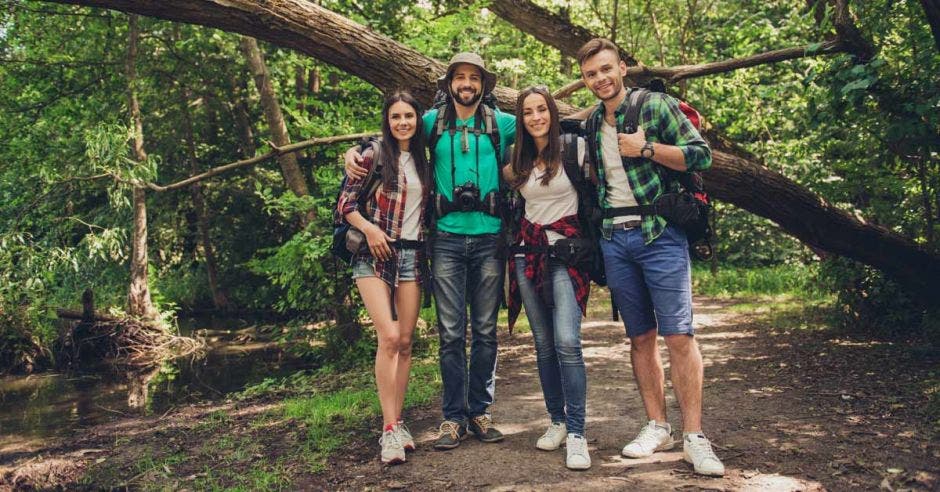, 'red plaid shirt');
508,214,591,333
335,149,430,287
